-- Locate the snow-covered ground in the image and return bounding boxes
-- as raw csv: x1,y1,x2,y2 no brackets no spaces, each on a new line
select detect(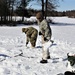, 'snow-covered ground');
0,17,75,75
